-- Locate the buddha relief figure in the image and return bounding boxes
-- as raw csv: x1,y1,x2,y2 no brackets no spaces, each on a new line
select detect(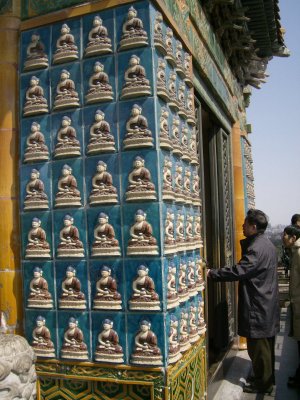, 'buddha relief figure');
57,215,84,258
27,267,53,309
194,213,203,248
94,319,124,363
197,300,206,335
184,53,193,87
177,83,187,119
24,121,49,163
59,266,86,309
156,59,169,102
162,157,175,201
24,169,49,211
127,209,158,256
178,261,189,303
126,156,156,202
89,161,118,205
164,209,177,255
186,90,196,126
159,107,172,150
165,28,176,67
187,260,197,297
195,257,205,292
181,124,191,162
24,34,48,71
174,164,185,203
189,304,200,343
185,214,194,250
192,170,201,206
179,310,191,353
85,16,112,57
55,165,82,208
53,69,80,110
168,71,179,111
168,315,182,364
121,55,151,99
61,317,88,360
31,316,55,358
167,263,179,309
23,76,48,116
53,23,78,64
25,217,51,259
129,265,160,310
119,6,148,50
87,110,116,154
190,129,199,165
171,115,183,157
154,12,166,55
184,169,193,205
92,212,121,257
24,122,49,162
123,104,153,150
93,266,122,310
130,320,163,366
54,116,81,158
175,40,185,78
86,62,114,104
